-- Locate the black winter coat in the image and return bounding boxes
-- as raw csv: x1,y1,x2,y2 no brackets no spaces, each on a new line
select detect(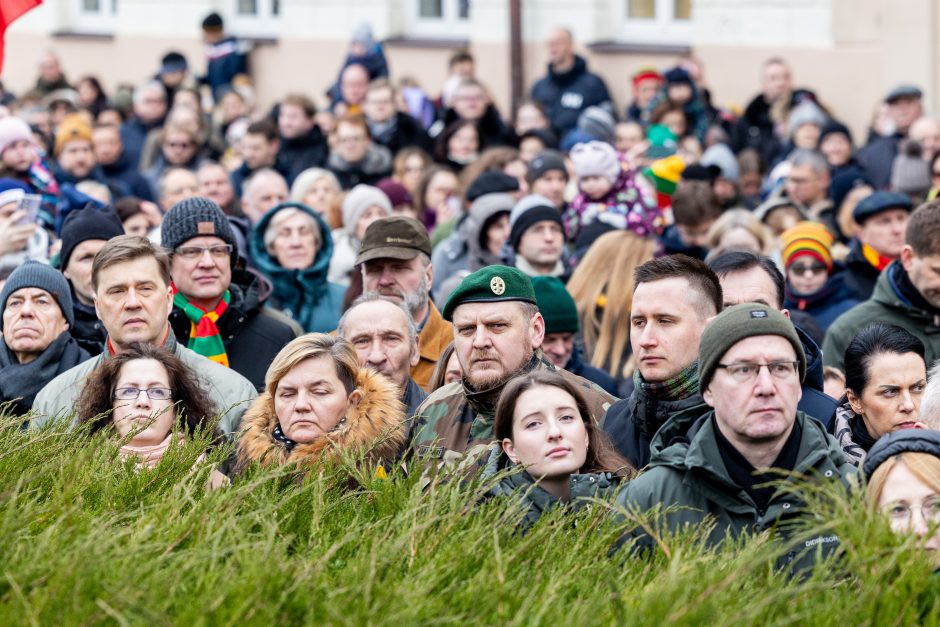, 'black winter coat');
372,112,434,156
278,127,329,185
530,55,612,137
169,270,300,391
842,238,883,302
